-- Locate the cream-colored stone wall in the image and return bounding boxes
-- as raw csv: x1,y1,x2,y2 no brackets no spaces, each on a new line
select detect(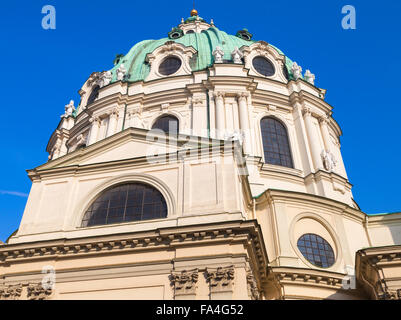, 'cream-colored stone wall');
7,23,401,301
